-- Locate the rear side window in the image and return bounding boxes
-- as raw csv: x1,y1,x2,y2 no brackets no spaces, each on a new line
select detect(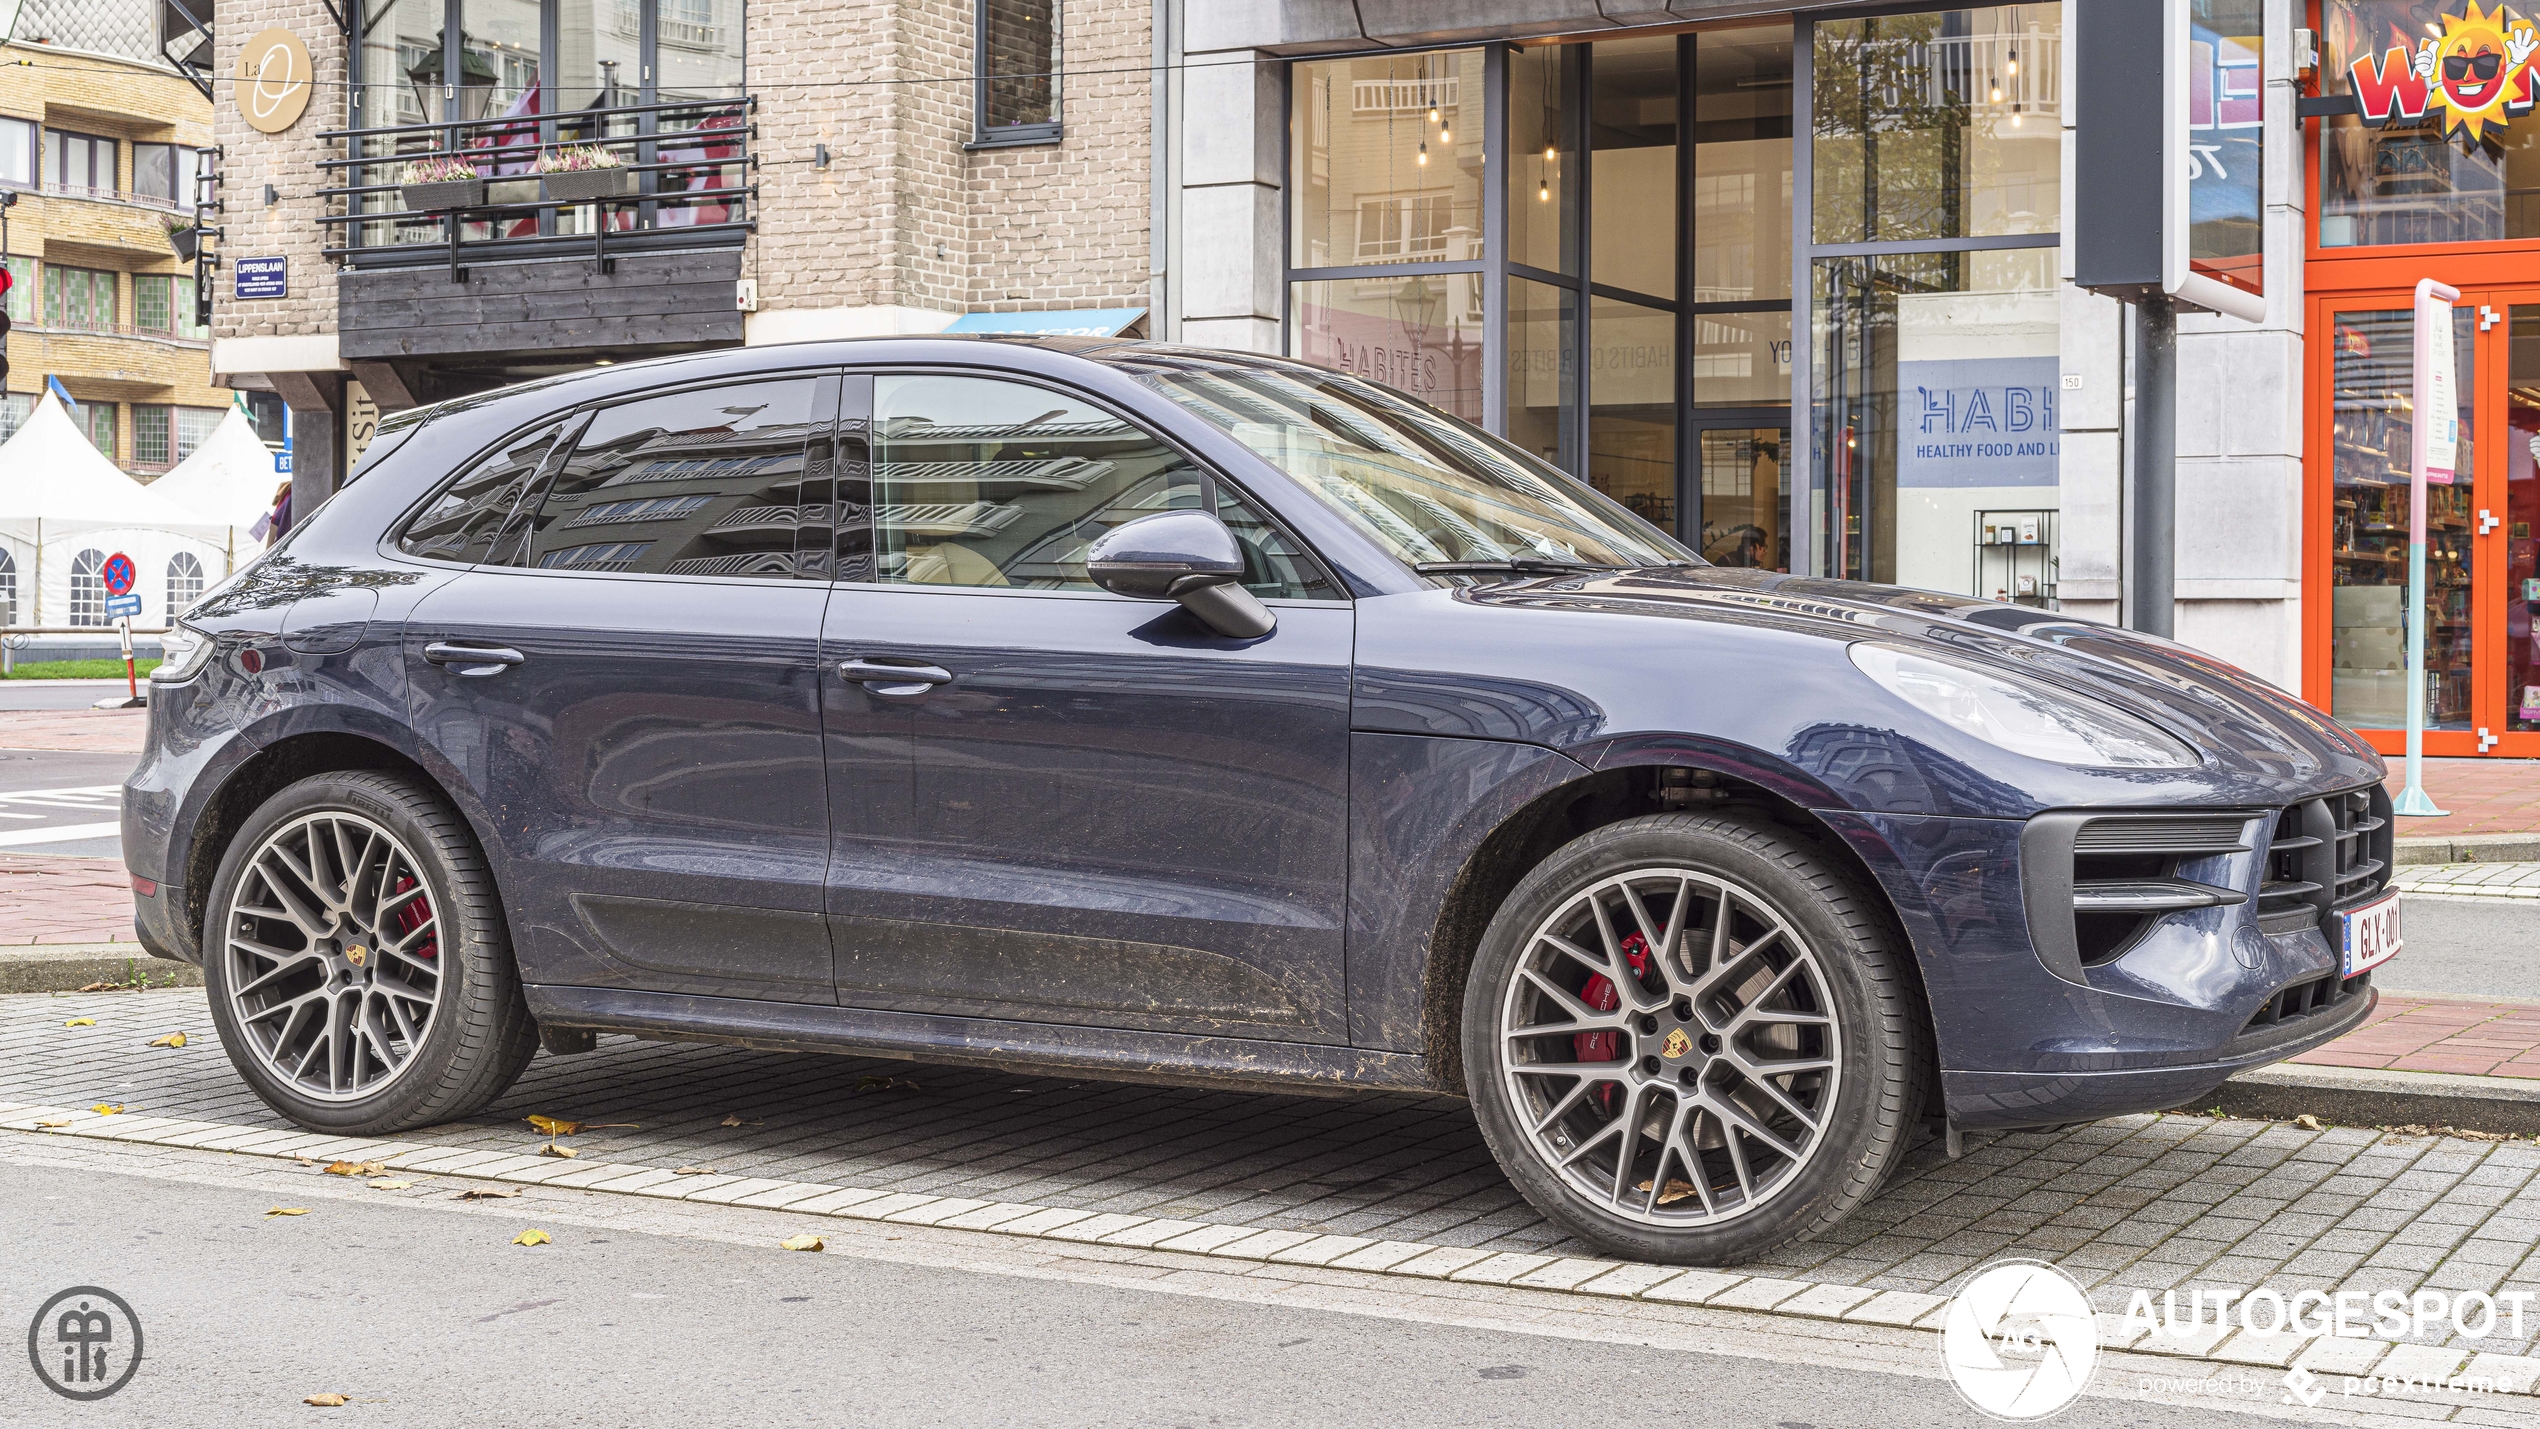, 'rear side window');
396,419,568,565
868,374,1339,600
509,379,829,578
